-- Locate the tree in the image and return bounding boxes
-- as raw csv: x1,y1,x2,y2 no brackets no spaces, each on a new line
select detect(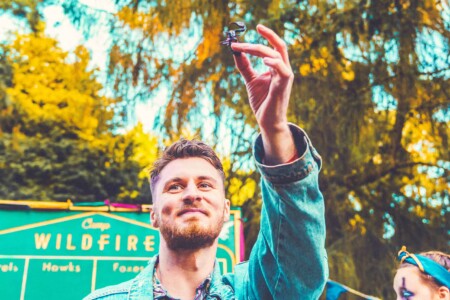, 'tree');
0,23,158,203
0,0,40,31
